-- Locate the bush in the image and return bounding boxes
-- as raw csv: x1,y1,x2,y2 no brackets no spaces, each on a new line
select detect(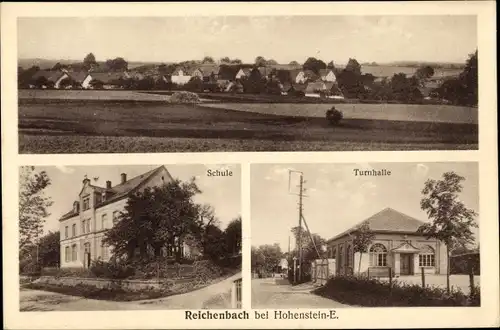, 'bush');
325,107,343,125
170,91,200,104
20,259,42,277
314,275,480,306
89,260,135,279
192,260,225,284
